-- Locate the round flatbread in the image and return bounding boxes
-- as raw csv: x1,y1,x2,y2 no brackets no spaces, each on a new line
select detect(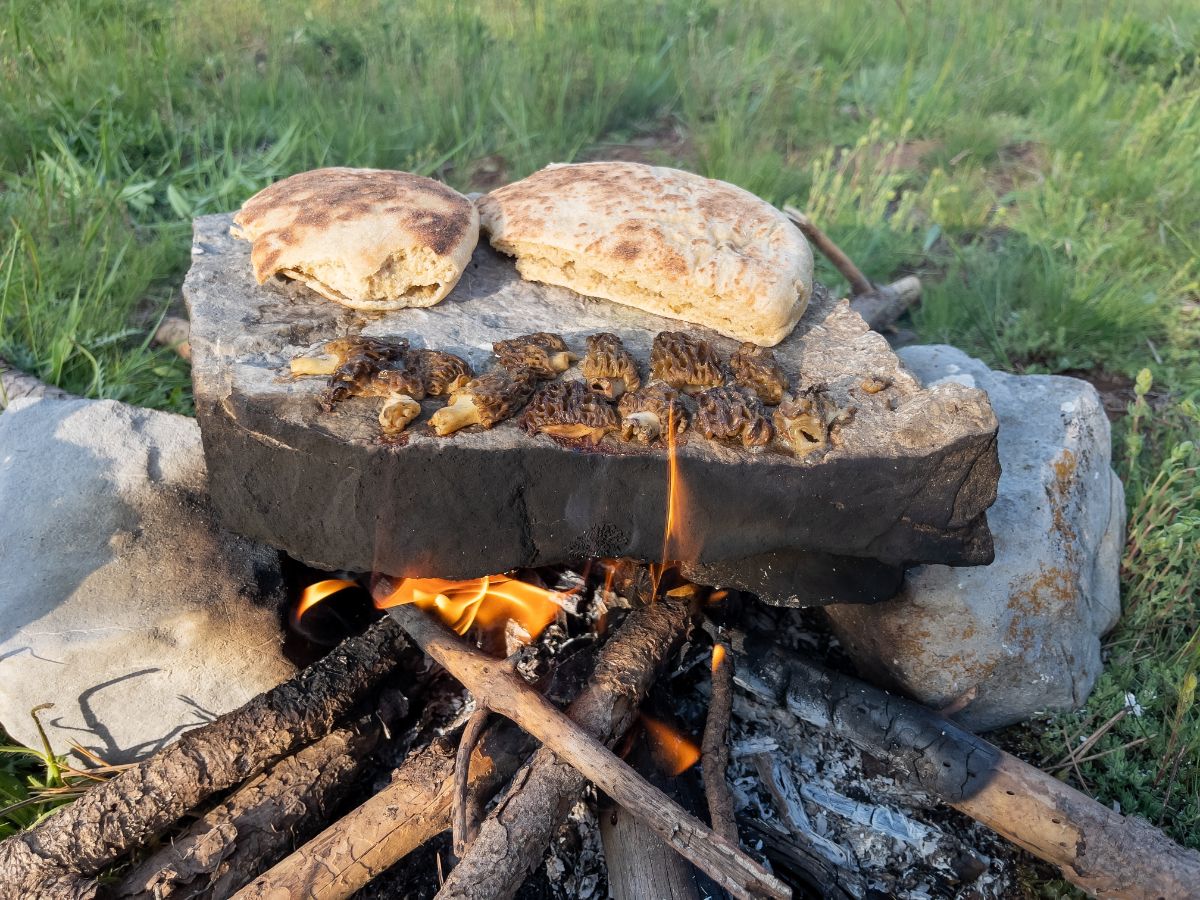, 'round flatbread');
478,162,813,345
231,167,479,311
